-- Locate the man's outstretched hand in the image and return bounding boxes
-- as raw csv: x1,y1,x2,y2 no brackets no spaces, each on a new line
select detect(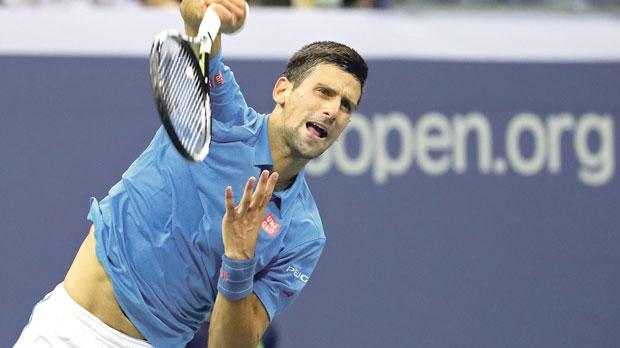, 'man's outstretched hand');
222,170,279,260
